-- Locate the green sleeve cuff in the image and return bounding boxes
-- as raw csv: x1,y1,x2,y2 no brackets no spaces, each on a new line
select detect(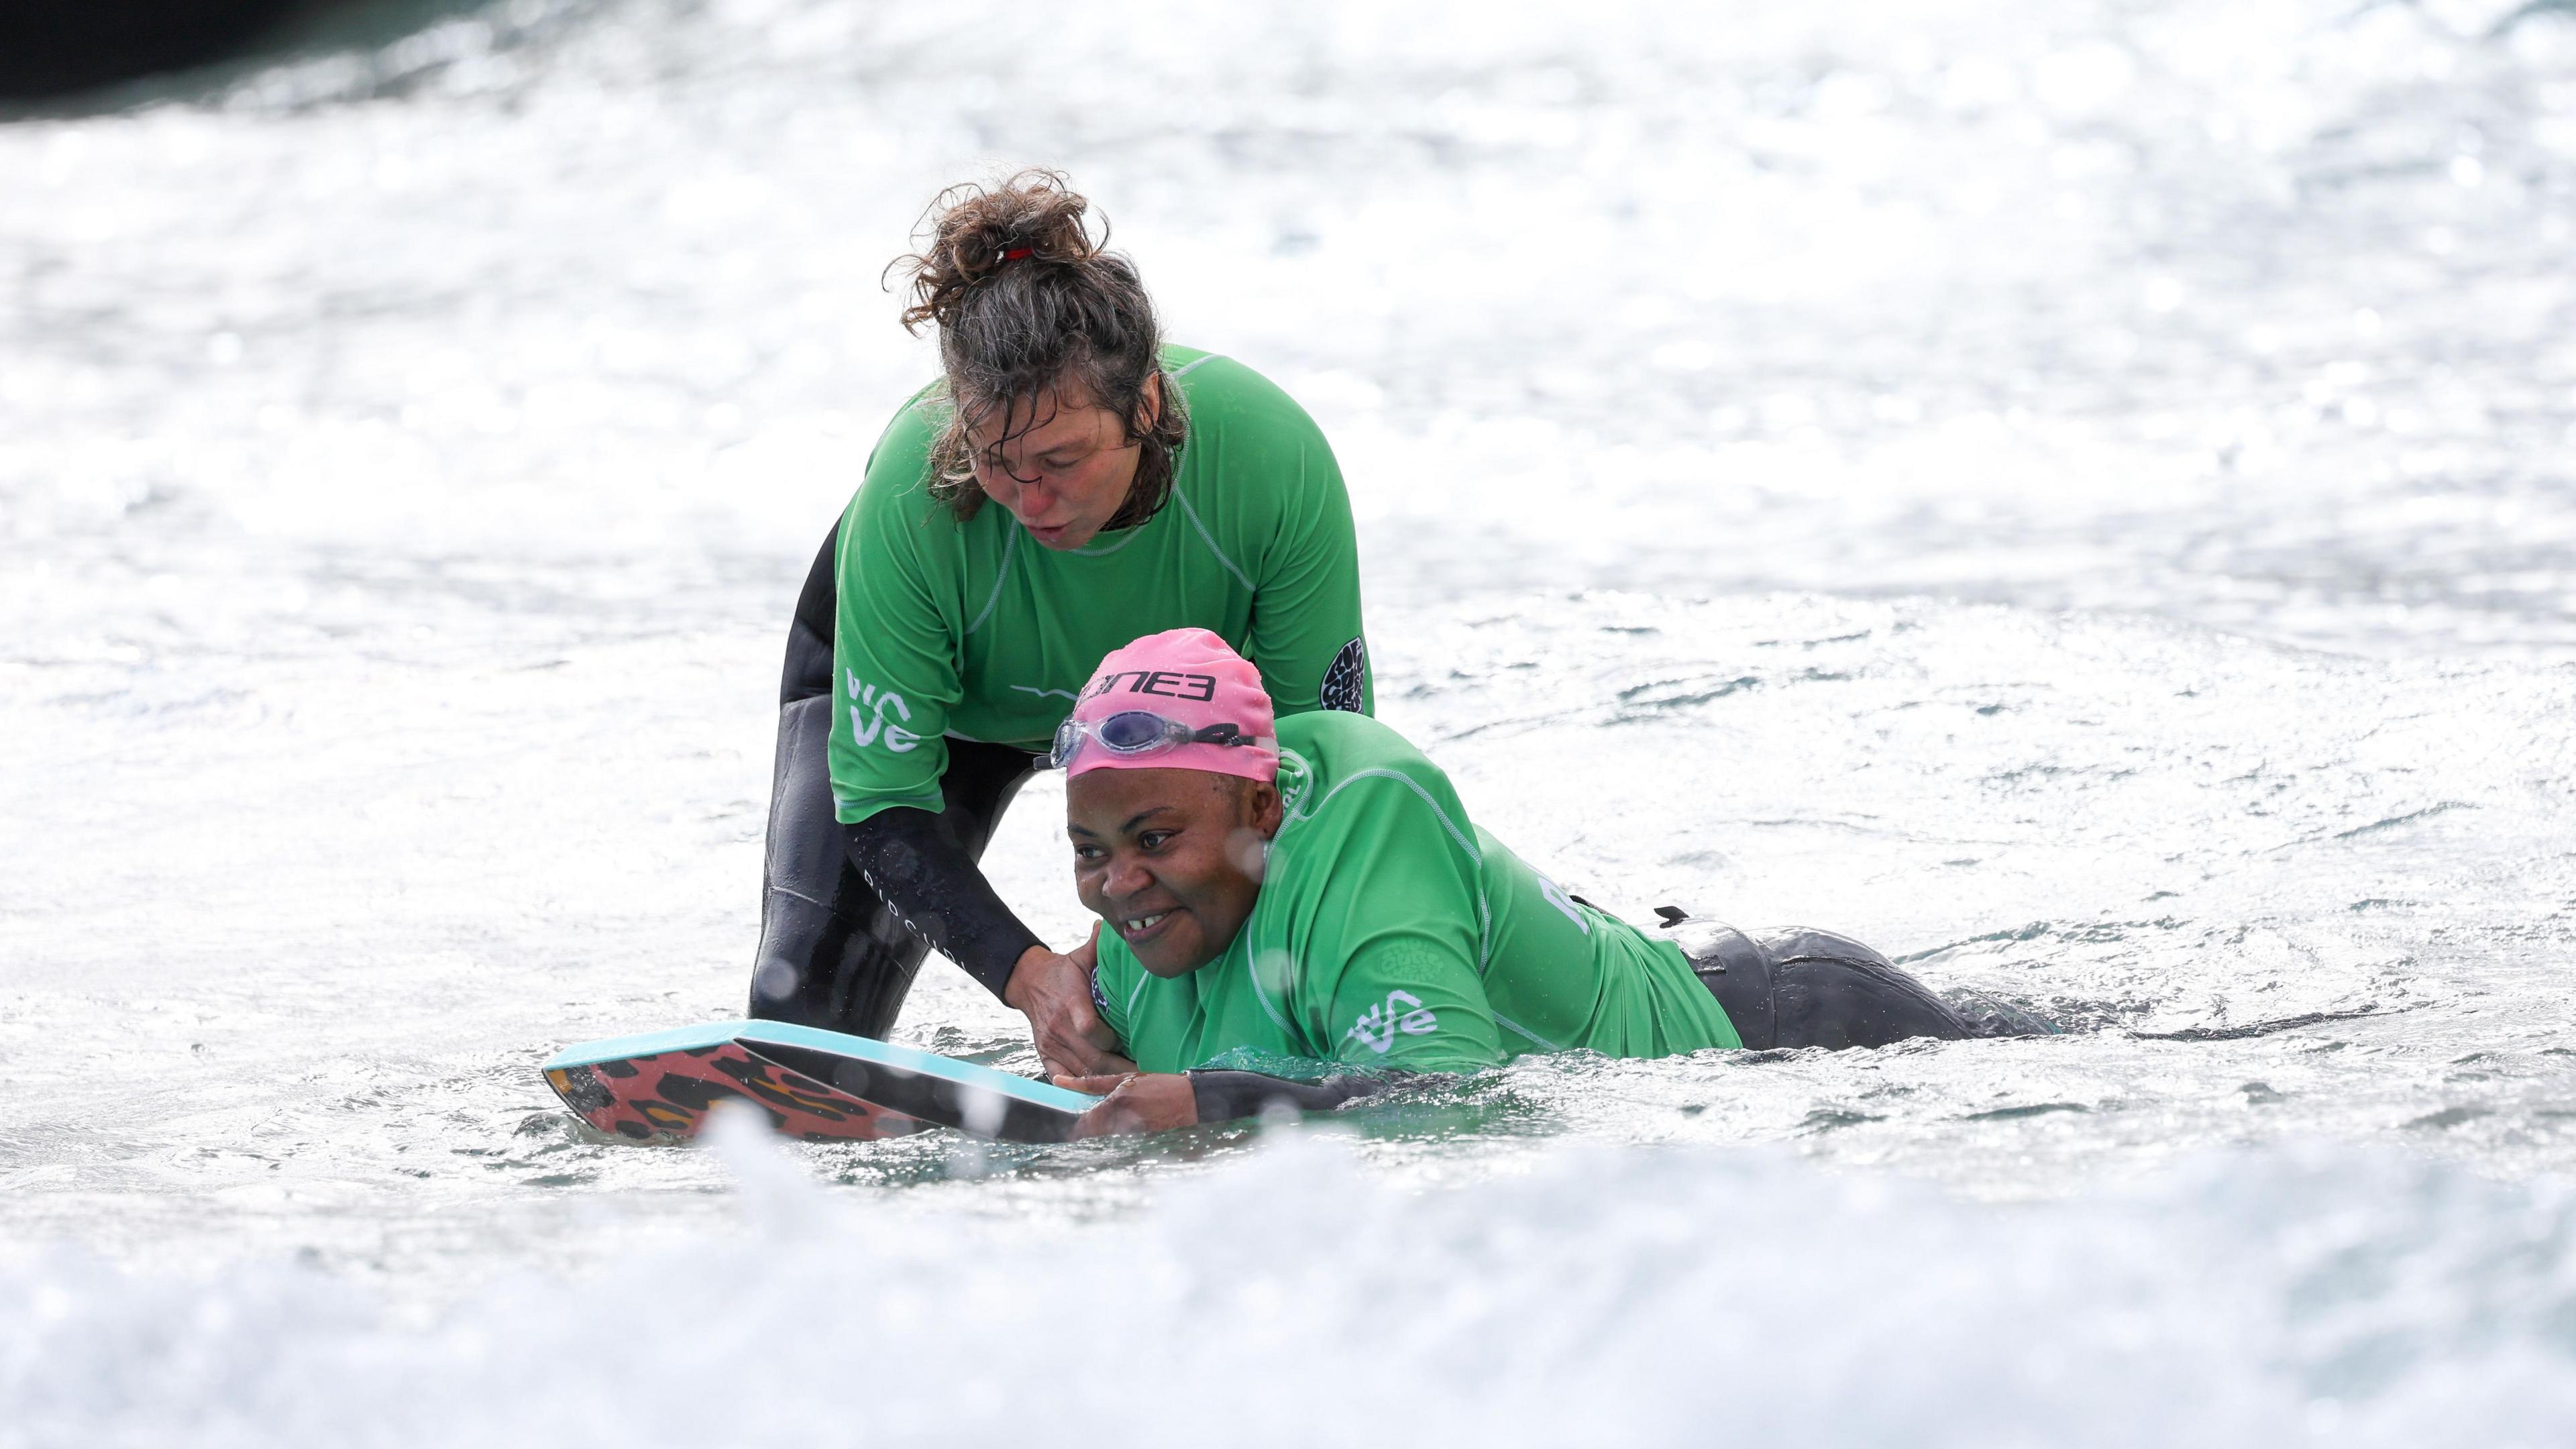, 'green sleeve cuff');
834,786,949,827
